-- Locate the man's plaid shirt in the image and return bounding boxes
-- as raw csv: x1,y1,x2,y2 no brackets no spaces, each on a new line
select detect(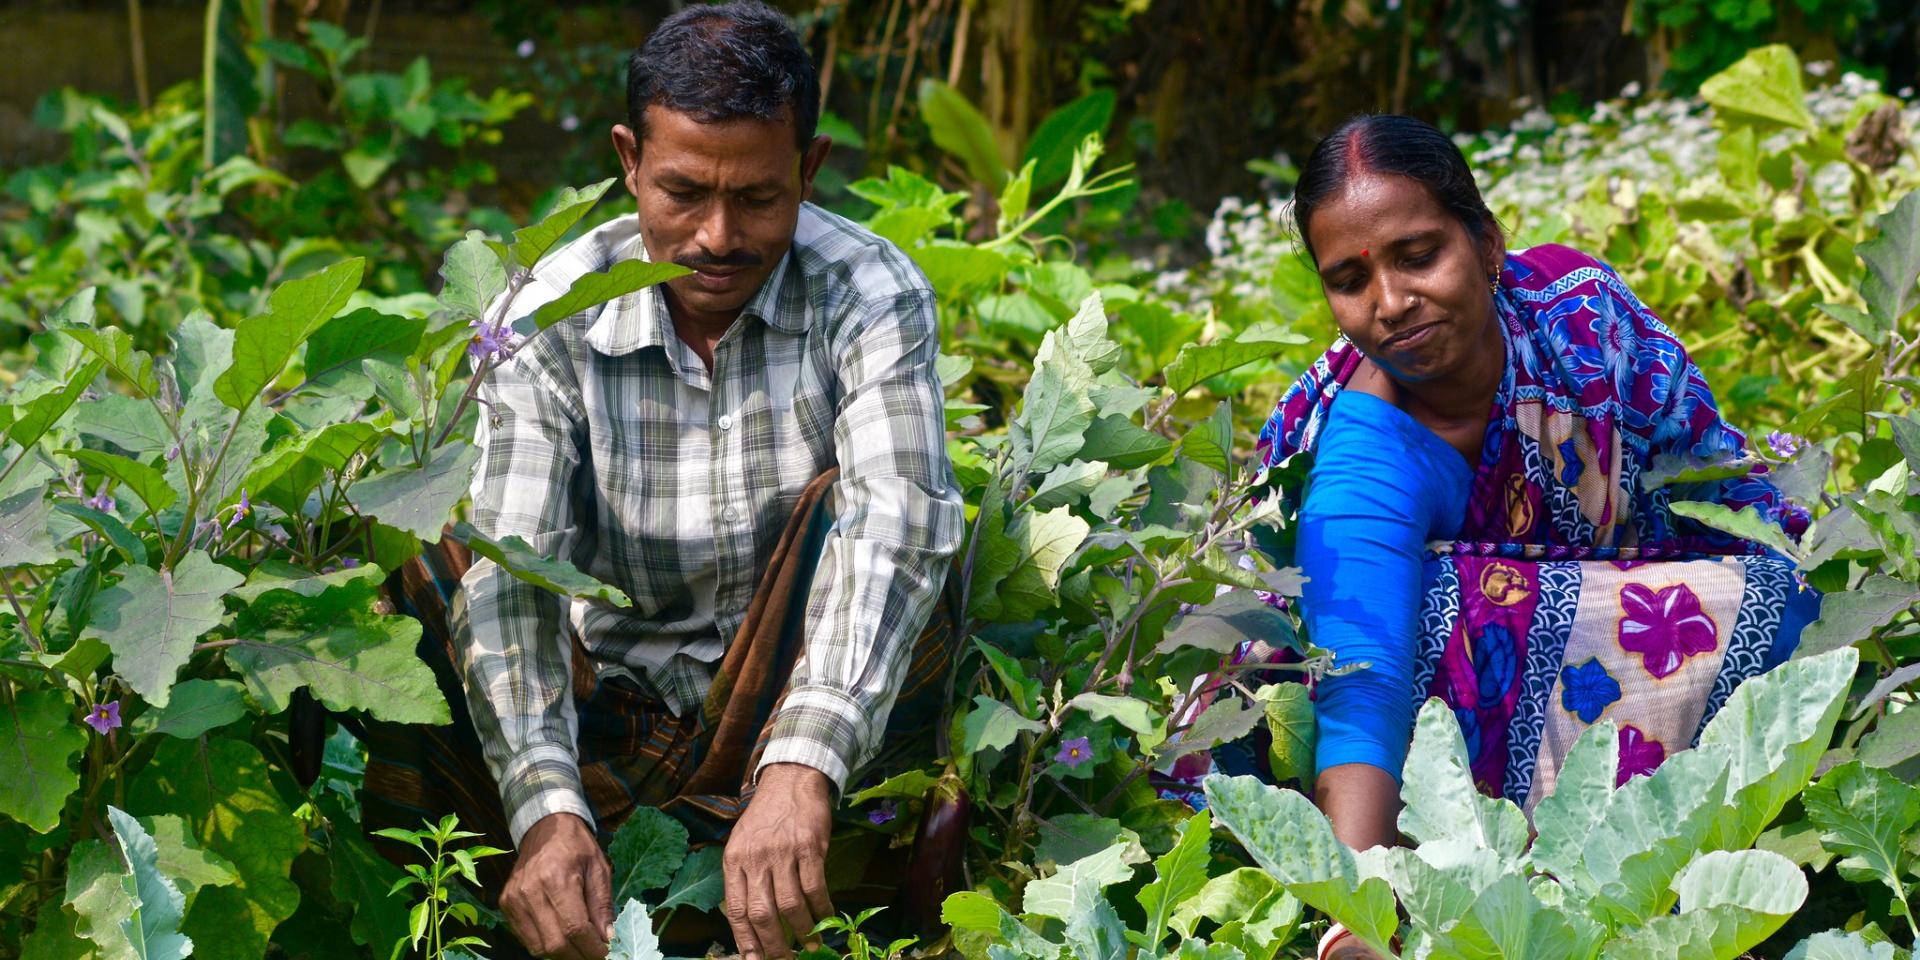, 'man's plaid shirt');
459,203,963,844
